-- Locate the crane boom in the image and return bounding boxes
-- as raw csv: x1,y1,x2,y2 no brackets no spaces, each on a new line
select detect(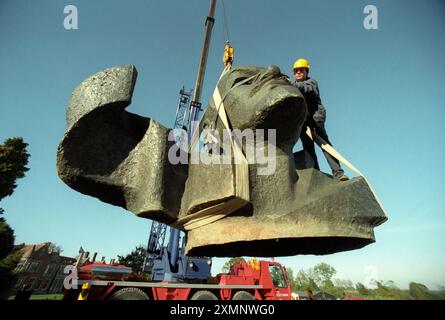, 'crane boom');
143,0,218,281
189,0,217,140
192,0,217,104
